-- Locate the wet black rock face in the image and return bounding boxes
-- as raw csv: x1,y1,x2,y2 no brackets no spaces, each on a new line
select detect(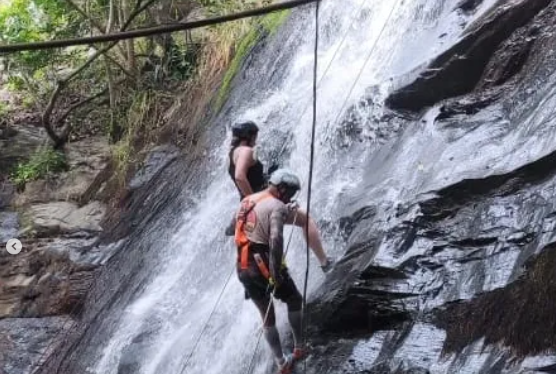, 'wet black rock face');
385,0,553,111
0,317,70,374
305,1,556,372
456,0,485,13
435,243,556,359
